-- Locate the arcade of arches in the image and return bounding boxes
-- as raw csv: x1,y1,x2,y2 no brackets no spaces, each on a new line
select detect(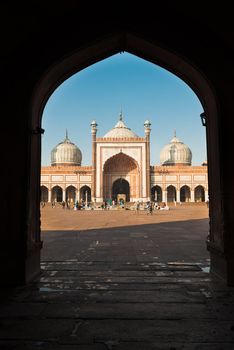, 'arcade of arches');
41,118,208,205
